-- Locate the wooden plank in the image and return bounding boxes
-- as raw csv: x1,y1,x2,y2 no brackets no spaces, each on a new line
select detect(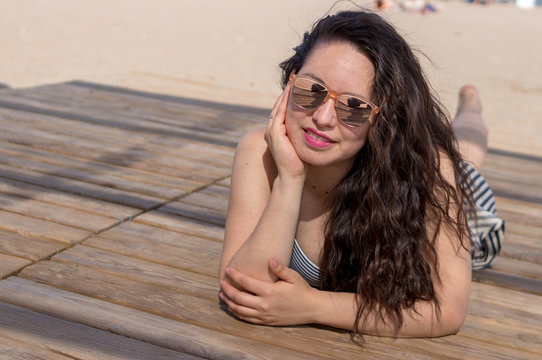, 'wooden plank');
0,230,64,261
0,210,90,244
0,176,139,220
0,278,330,360
1,82,540,358
19,82,263,131
199,185,231,199
500,243,542,264
0,163,163,209
484,152,542,177
0,334,75,360
66,80,270,122
16,258,540,359
501,231,542,253
53,246,542,359
470,282,542,316
0,90,247,149
0,192,118,232
488,255,542,281
10,261,467,359
0,125,231,183
181,190,229,211
157,184,231,225
457,315,542,358
0,140,207,192
487,177,542,205
54,245,218,299
0,150,185,199
0,253,31,278
134,211,224,242
467,293,542,334
495,196,542,220
498,208,542,228
0,106,236,165
216,177,231,187
0,301,201,359
473,268,542,295
159,201,226,227
482,167,542,189
85,222,222,277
